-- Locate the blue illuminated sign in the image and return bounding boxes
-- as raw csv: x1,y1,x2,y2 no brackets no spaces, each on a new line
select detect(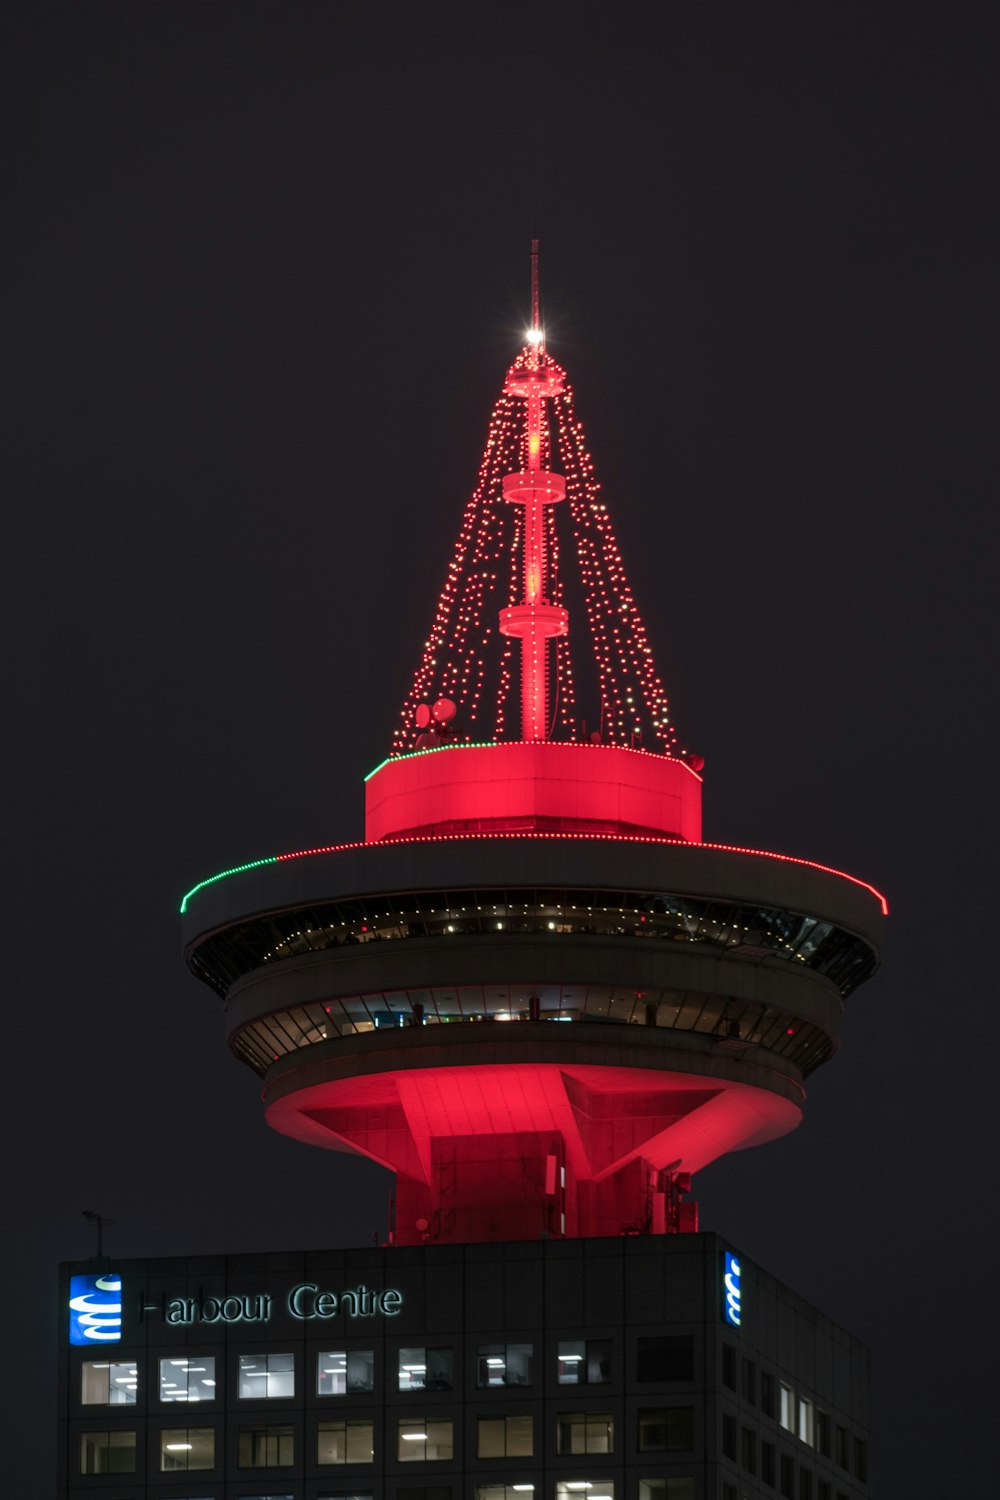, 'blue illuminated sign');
69,1273,122,1345
723,1251,742,1327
